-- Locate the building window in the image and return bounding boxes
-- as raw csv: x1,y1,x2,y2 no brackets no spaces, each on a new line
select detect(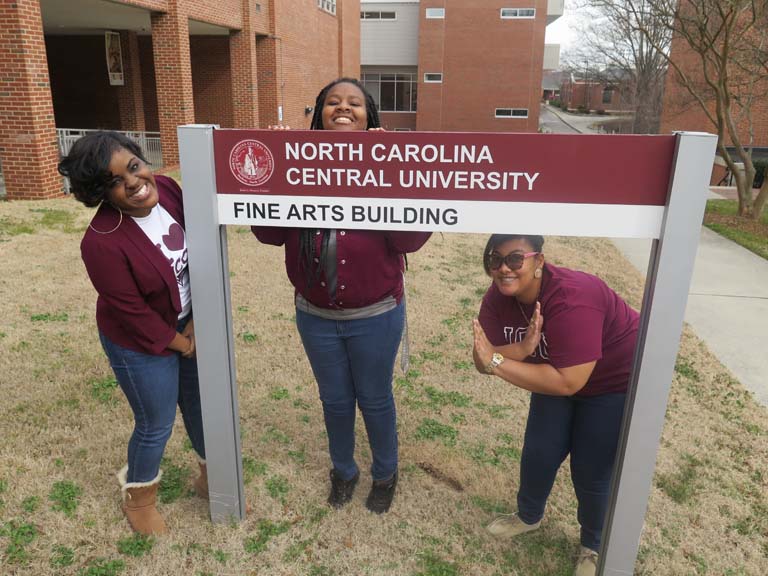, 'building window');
500,8,536,19
495,108,528,118
318,0,336,16
602,88,614,104
360,11,396,20
362,73,418,112
424,73,443,83
425,8,445,19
